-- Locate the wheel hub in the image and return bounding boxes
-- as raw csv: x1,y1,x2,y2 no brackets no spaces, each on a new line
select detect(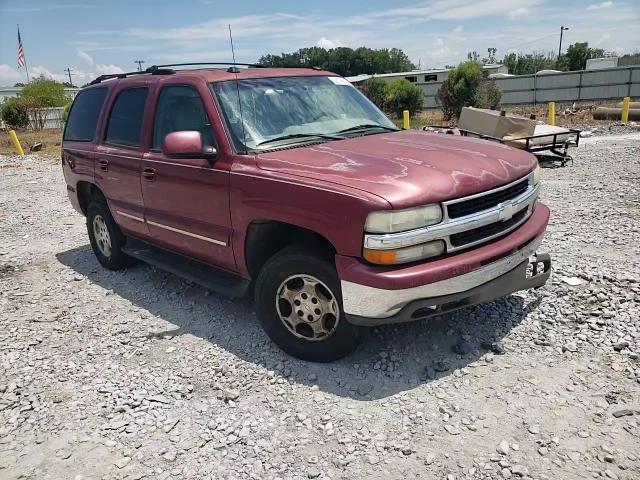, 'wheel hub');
275,274,340,341
92,215,112,257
